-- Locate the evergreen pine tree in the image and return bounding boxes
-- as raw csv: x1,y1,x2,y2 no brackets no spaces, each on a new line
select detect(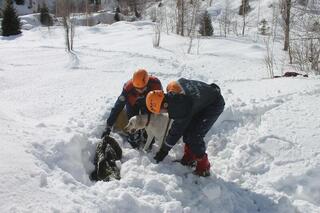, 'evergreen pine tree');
114,12,120,22
114,6,120,22
312,21,320,32
259,19,269,35
239,0,251,15
199,11,213,36
134,8,141,19
40,3,53,26
1,0,21,36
